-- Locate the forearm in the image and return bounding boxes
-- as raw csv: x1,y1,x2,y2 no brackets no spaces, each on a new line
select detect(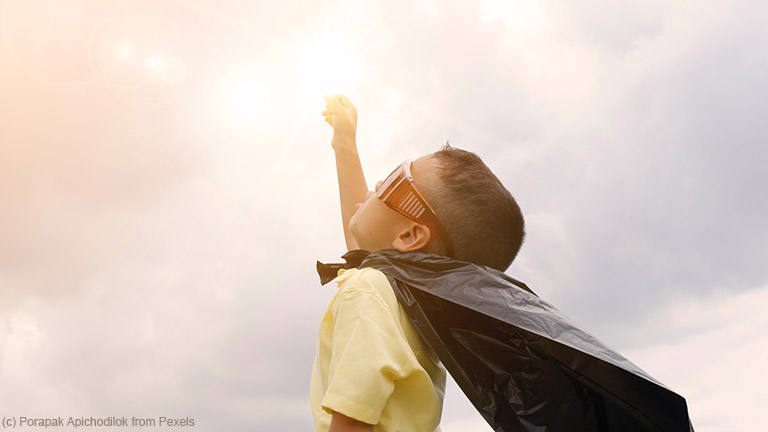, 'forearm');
329,412,374,432
333,137,369,250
